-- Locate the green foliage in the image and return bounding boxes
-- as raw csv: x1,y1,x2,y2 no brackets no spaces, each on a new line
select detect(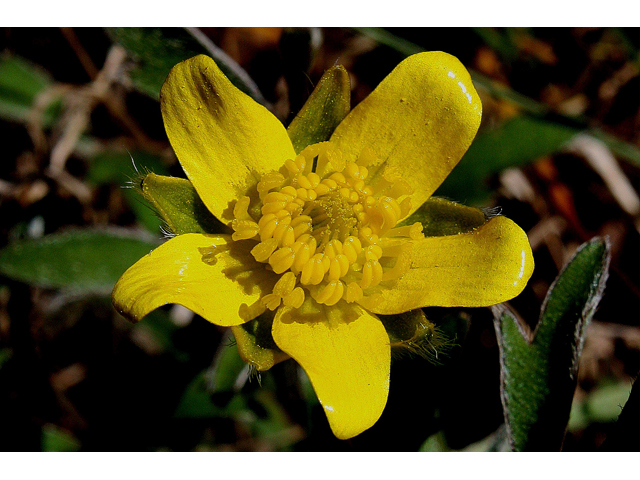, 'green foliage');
0,54,61,125
569,379,632,431
436,116,580,204
0,229,159,291
493,238,611,451
287,65,351,154
41,424,80,452
174,367,297,449
0,348,11,370
209,333,248,394
88,150,168,185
